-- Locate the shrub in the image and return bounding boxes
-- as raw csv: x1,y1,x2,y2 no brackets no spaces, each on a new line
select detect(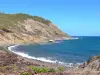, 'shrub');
48,68,56,72
57,67,64,72
31,67,41,73
31,66,49,73
30,66,64,73
21,72,30,75
40,67,49,73
13,68,17,71
96,56,100,59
